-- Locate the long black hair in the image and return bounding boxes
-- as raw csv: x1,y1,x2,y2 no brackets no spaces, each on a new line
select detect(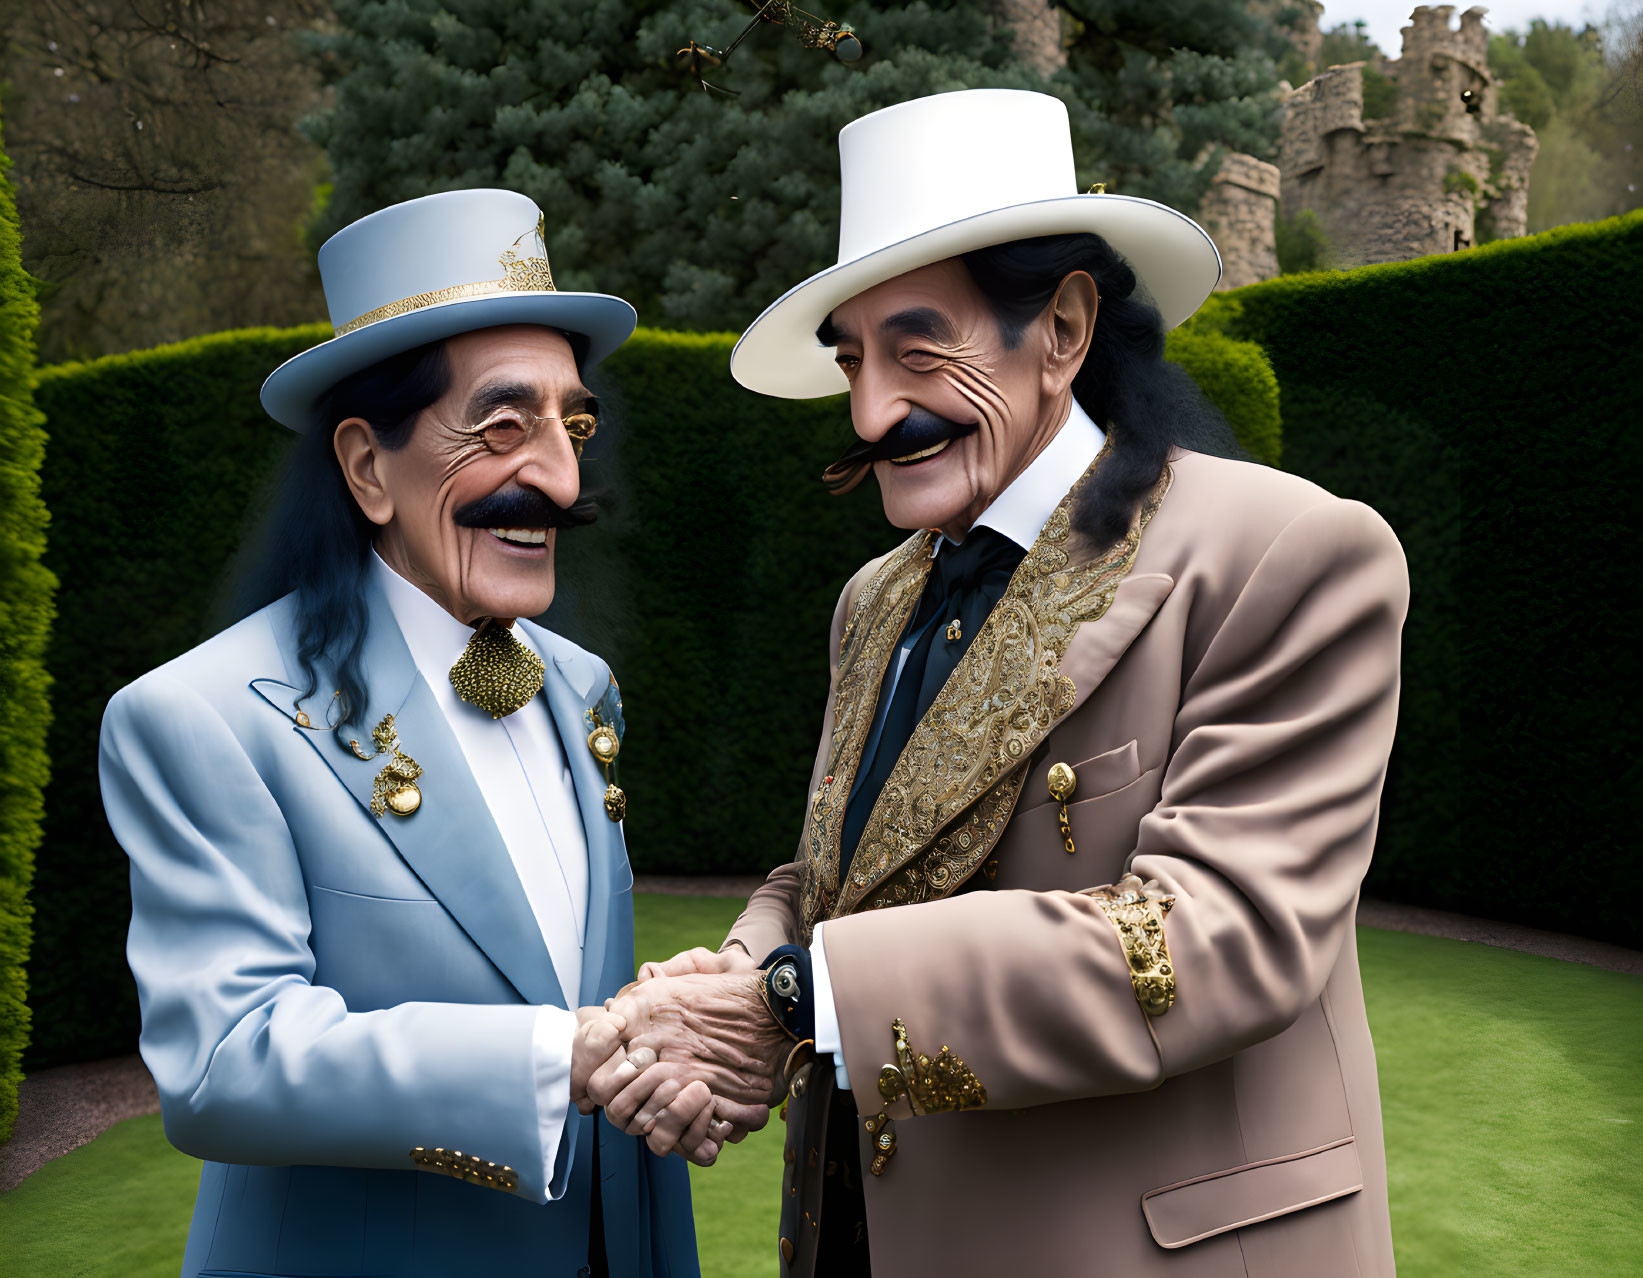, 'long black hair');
235,339,452,738
960,233,1244,545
